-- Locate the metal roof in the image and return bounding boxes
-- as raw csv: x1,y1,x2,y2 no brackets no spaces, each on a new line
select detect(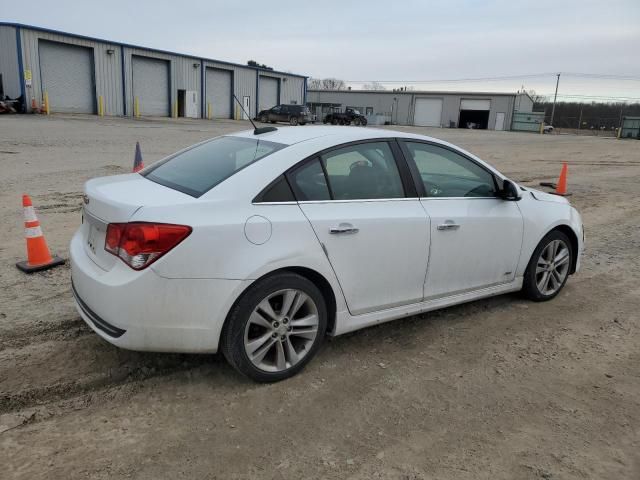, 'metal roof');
0,22,307,79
